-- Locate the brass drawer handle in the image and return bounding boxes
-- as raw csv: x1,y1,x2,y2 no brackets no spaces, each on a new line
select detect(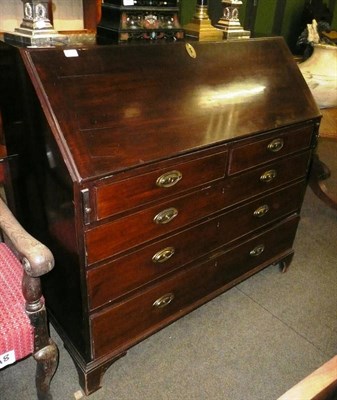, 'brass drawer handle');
250,244,265,257
260,169,277,183
153,207,178,225
267,138,284,152
156,170,182,188
153,293,175,308
254,204,269,218
152,247,175,263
